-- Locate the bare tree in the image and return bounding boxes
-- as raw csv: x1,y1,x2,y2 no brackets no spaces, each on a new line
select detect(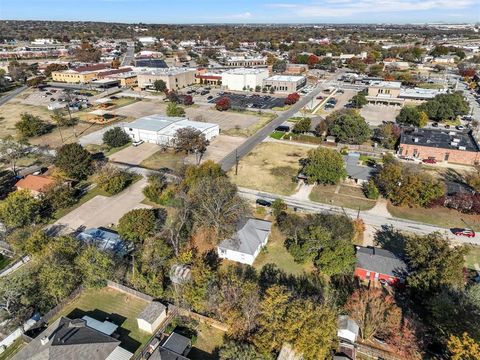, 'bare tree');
0,136,27,174
163,191,192,256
